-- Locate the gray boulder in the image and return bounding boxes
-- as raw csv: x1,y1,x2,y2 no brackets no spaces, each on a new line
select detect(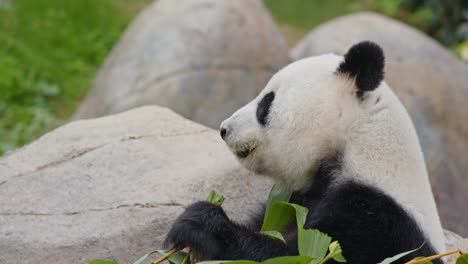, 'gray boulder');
292,12,468,236
444,230,468,263
73,0,289,129
0,106,272,264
